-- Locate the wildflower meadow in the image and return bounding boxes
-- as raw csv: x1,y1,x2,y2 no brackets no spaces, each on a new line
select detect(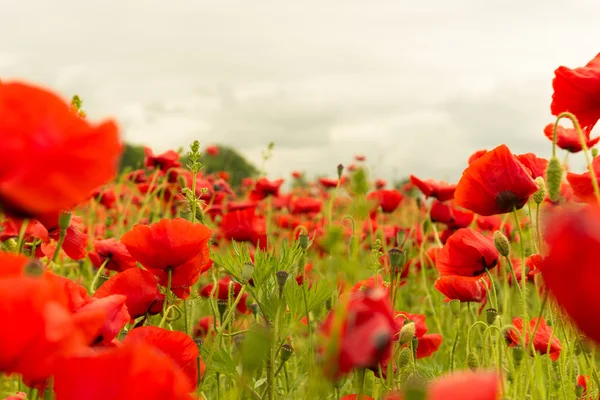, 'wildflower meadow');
2,52,600,400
